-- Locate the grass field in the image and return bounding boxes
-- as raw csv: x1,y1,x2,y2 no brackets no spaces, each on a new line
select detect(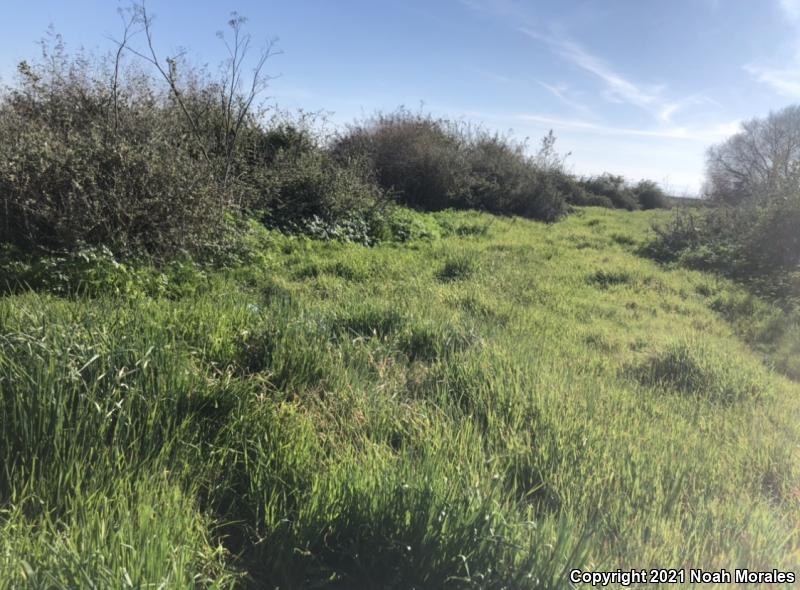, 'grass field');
1,206,799,588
